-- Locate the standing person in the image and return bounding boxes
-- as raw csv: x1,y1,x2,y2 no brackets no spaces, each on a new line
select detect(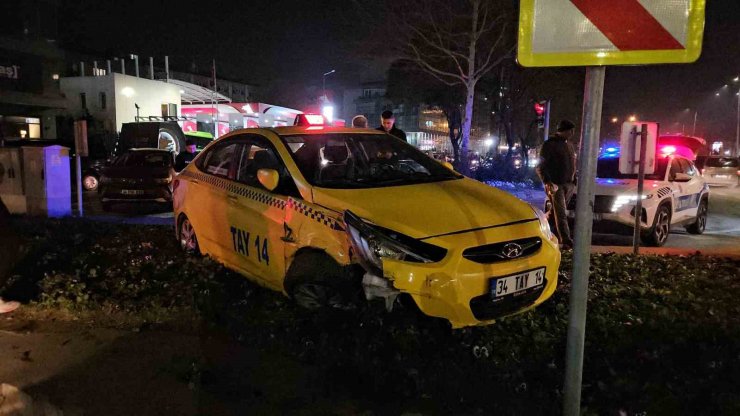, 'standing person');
539,120,578,249
351,115,368,128
175,138,197,172
376,110,407,142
